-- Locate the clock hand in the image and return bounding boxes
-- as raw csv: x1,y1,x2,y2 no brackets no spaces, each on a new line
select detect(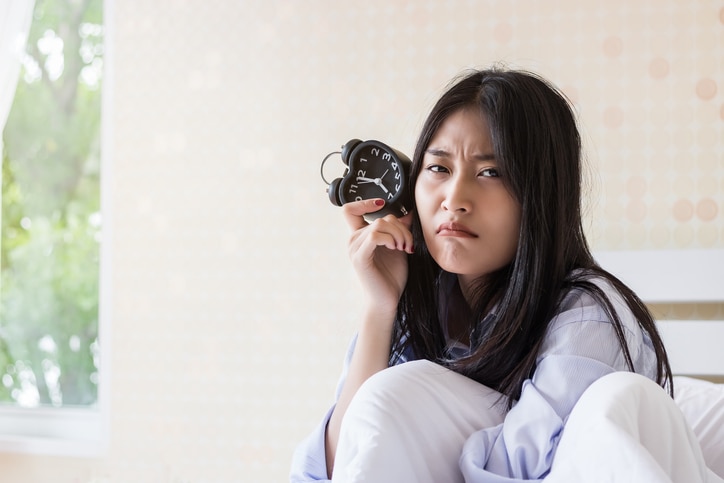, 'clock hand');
375,170,391,193
356,176,390,194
